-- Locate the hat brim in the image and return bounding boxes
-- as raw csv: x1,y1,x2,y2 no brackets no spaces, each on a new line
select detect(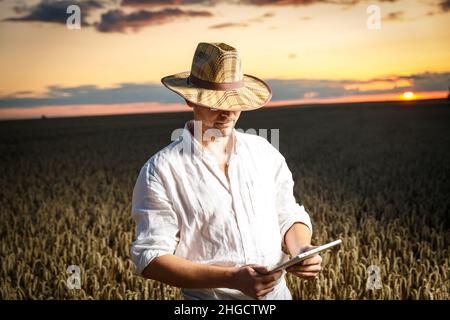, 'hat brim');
161,71,272,111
